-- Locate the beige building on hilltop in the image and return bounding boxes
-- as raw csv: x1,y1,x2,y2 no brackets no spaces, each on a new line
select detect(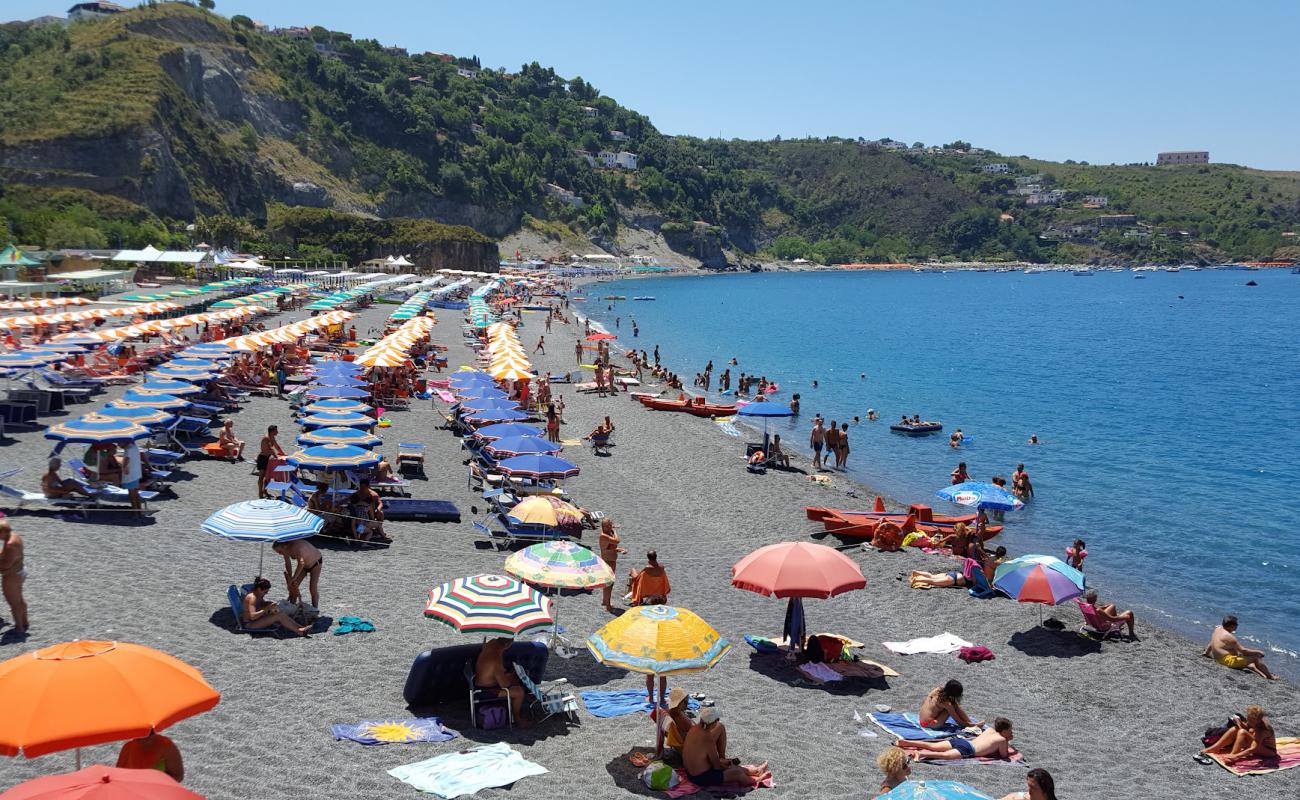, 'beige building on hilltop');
1156,151,1209,166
